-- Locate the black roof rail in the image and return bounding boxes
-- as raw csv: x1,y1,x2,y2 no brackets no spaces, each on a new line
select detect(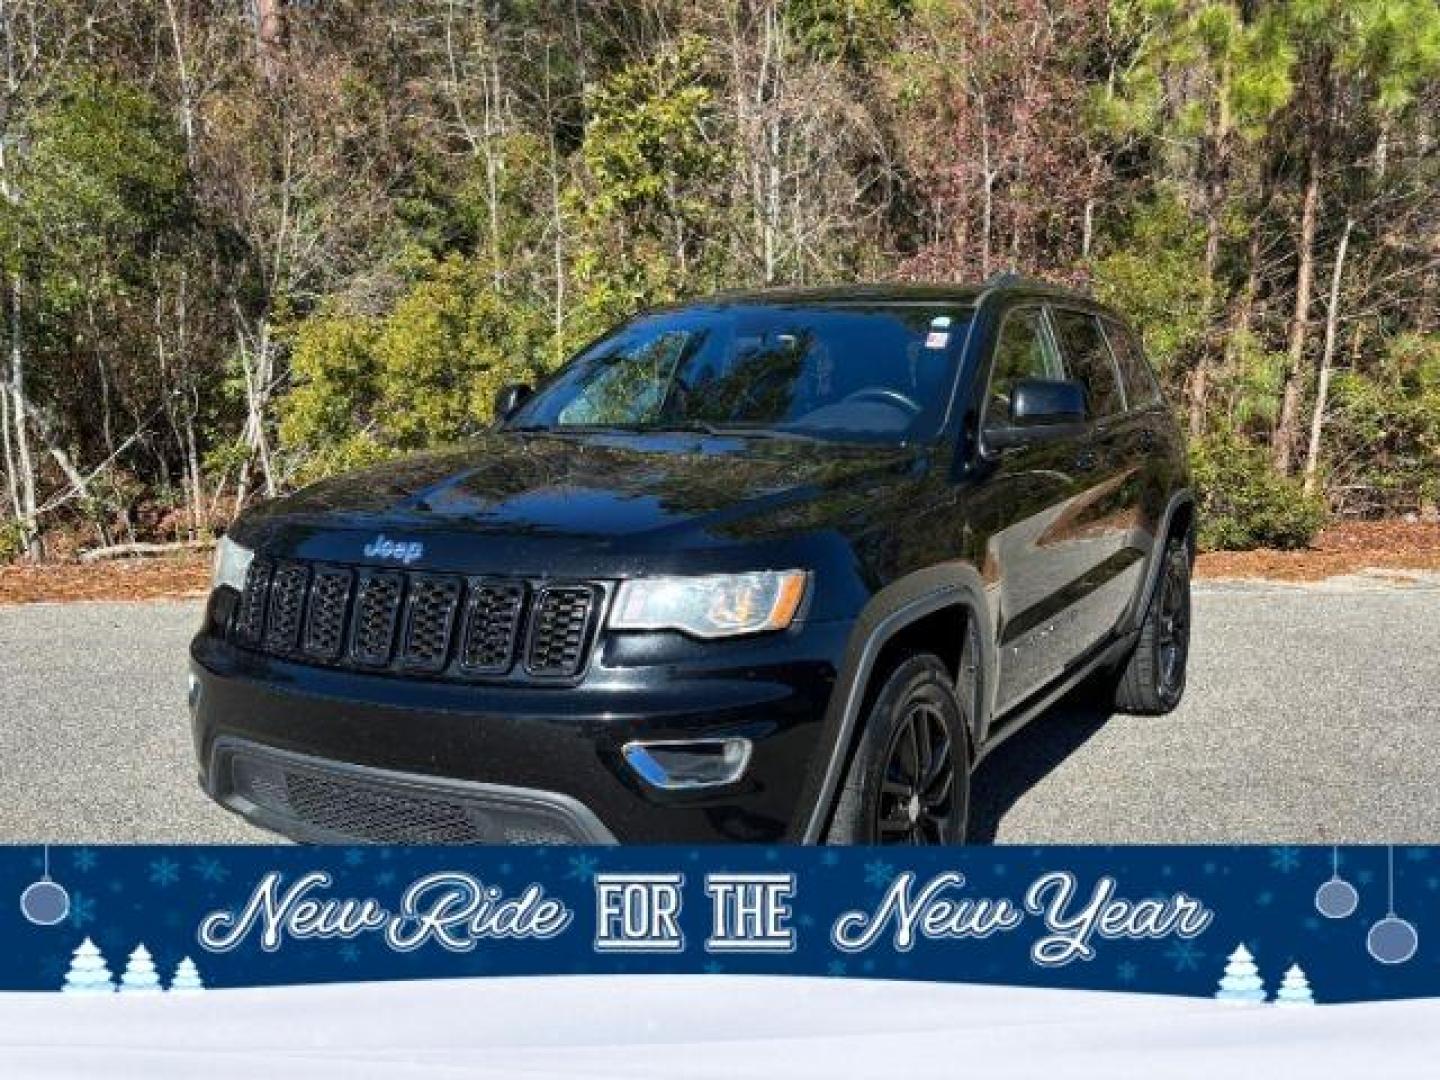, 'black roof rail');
983,270,1047,289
